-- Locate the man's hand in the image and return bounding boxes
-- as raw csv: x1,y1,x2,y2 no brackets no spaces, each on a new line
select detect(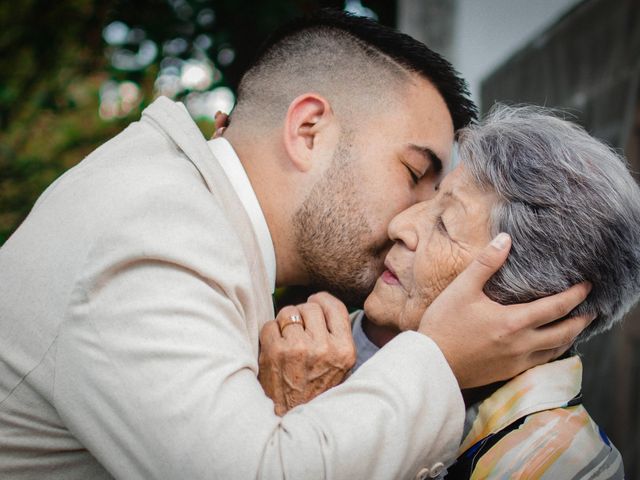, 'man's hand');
258,292,357,416
419,233,594,389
